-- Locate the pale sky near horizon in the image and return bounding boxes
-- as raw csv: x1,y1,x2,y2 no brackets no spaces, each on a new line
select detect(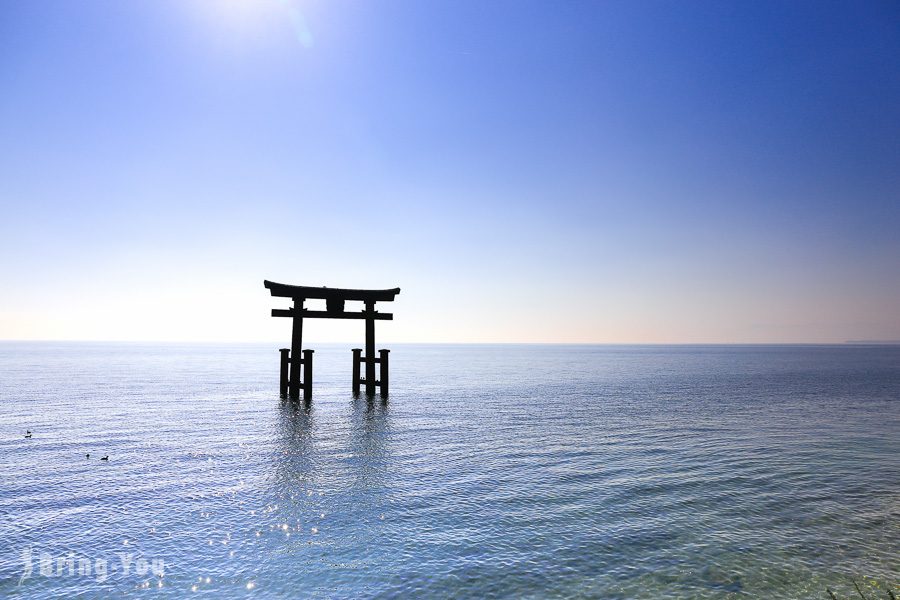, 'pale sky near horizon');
1,0,899,343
